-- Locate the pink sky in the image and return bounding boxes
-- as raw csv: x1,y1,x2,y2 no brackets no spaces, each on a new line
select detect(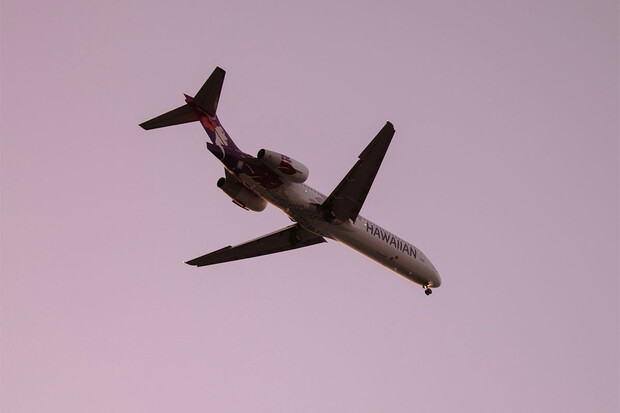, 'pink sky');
2,1,618,412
